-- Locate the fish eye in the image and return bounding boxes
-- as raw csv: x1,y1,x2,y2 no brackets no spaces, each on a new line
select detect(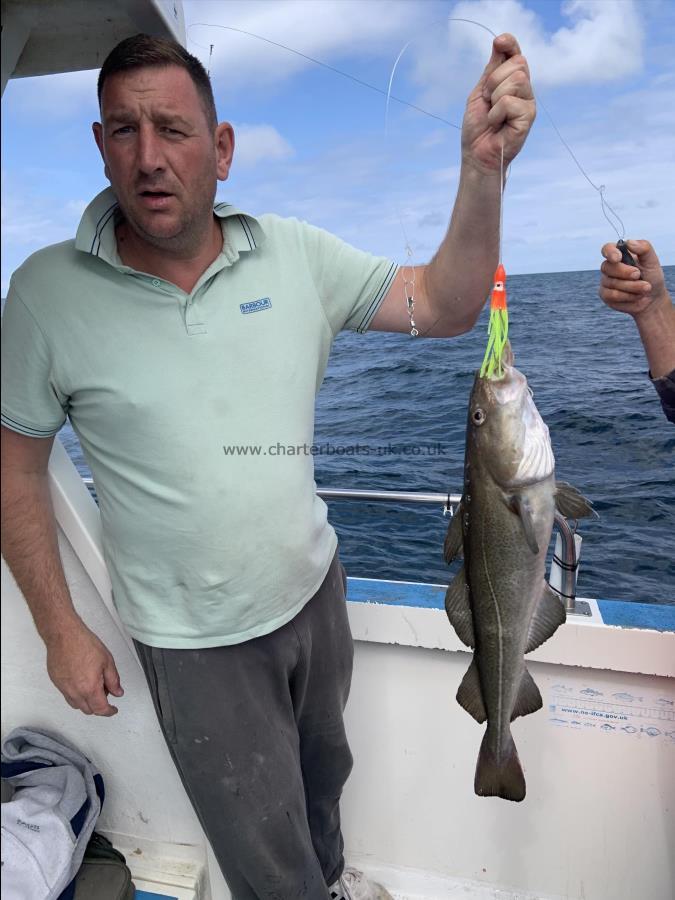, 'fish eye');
472,408,486,426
